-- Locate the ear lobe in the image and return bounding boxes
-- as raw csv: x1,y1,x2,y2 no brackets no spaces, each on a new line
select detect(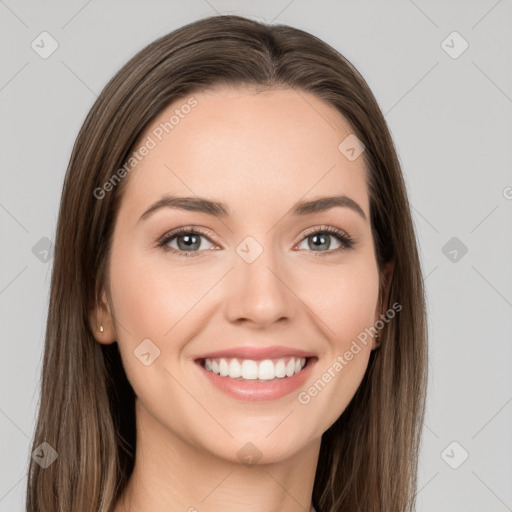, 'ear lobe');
89,290,117,345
